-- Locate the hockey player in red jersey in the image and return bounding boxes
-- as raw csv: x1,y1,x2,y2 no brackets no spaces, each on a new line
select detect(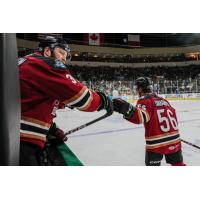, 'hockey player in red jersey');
113,77,185,166
19,36,113,165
